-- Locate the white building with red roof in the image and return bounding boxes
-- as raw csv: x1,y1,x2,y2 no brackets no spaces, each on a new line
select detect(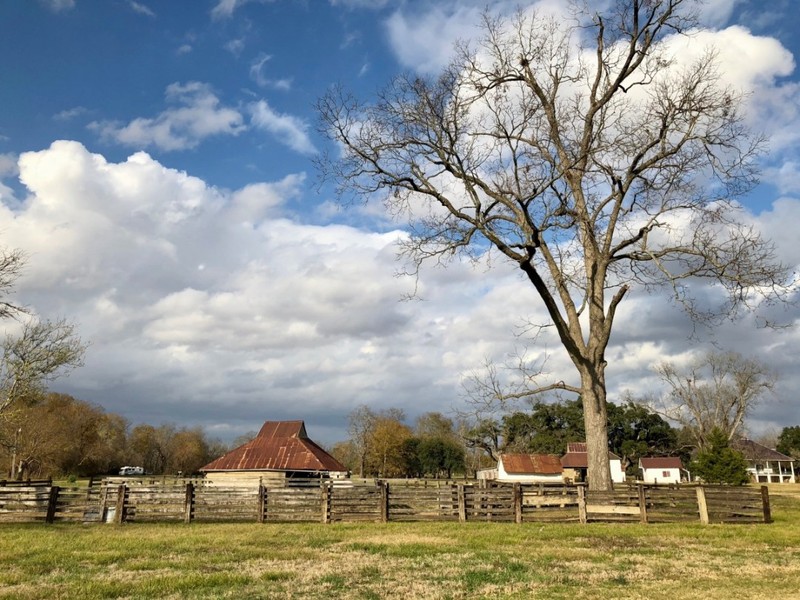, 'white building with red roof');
639,456,687,484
